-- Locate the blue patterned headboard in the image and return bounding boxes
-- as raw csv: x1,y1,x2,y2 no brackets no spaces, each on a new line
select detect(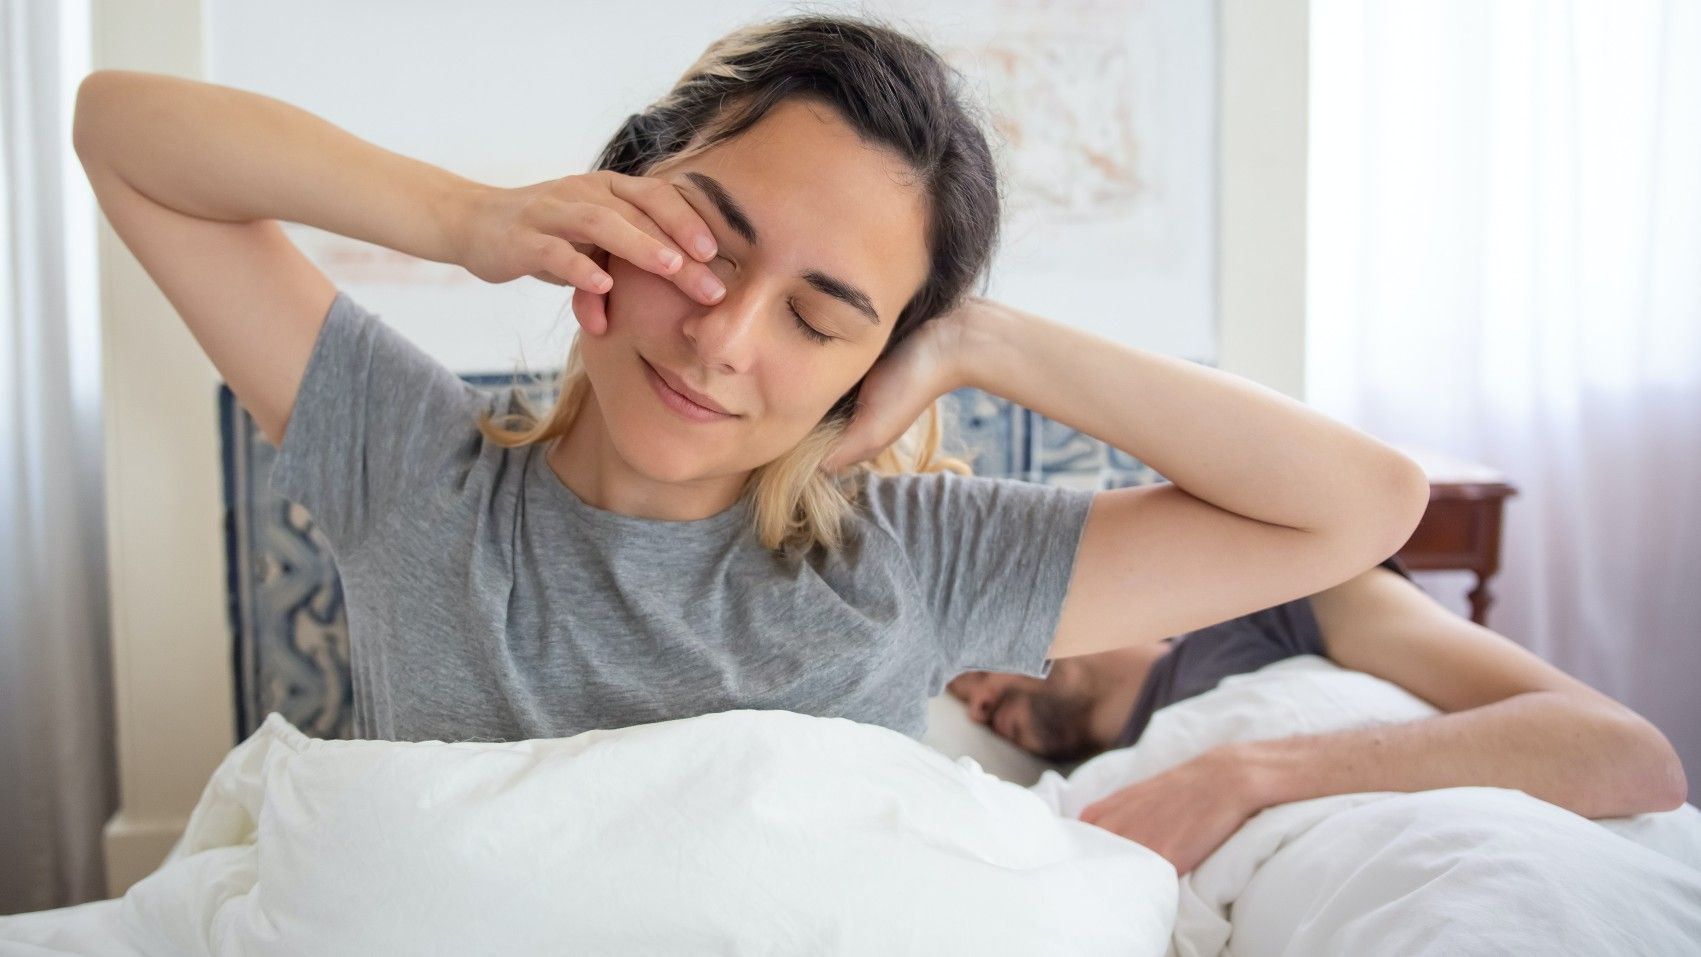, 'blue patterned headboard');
218,377,1162,743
